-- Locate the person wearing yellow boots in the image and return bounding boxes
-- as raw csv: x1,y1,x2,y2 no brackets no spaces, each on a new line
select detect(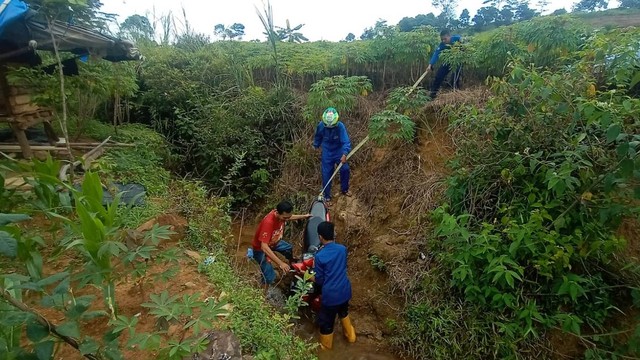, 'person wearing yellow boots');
311,221,356,350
